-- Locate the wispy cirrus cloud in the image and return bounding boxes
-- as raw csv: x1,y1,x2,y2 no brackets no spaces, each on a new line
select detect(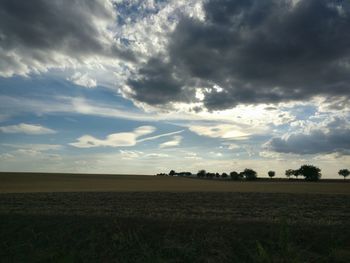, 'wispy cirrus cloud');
70,126,184,149
119,150,170,160
0,123,56,135
159,135,182,148
69,126,155,148
137,130,184,143
119,150,143,160
0,143,63,163
189,124,251,140
3,143,62,151
0,95,296,131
